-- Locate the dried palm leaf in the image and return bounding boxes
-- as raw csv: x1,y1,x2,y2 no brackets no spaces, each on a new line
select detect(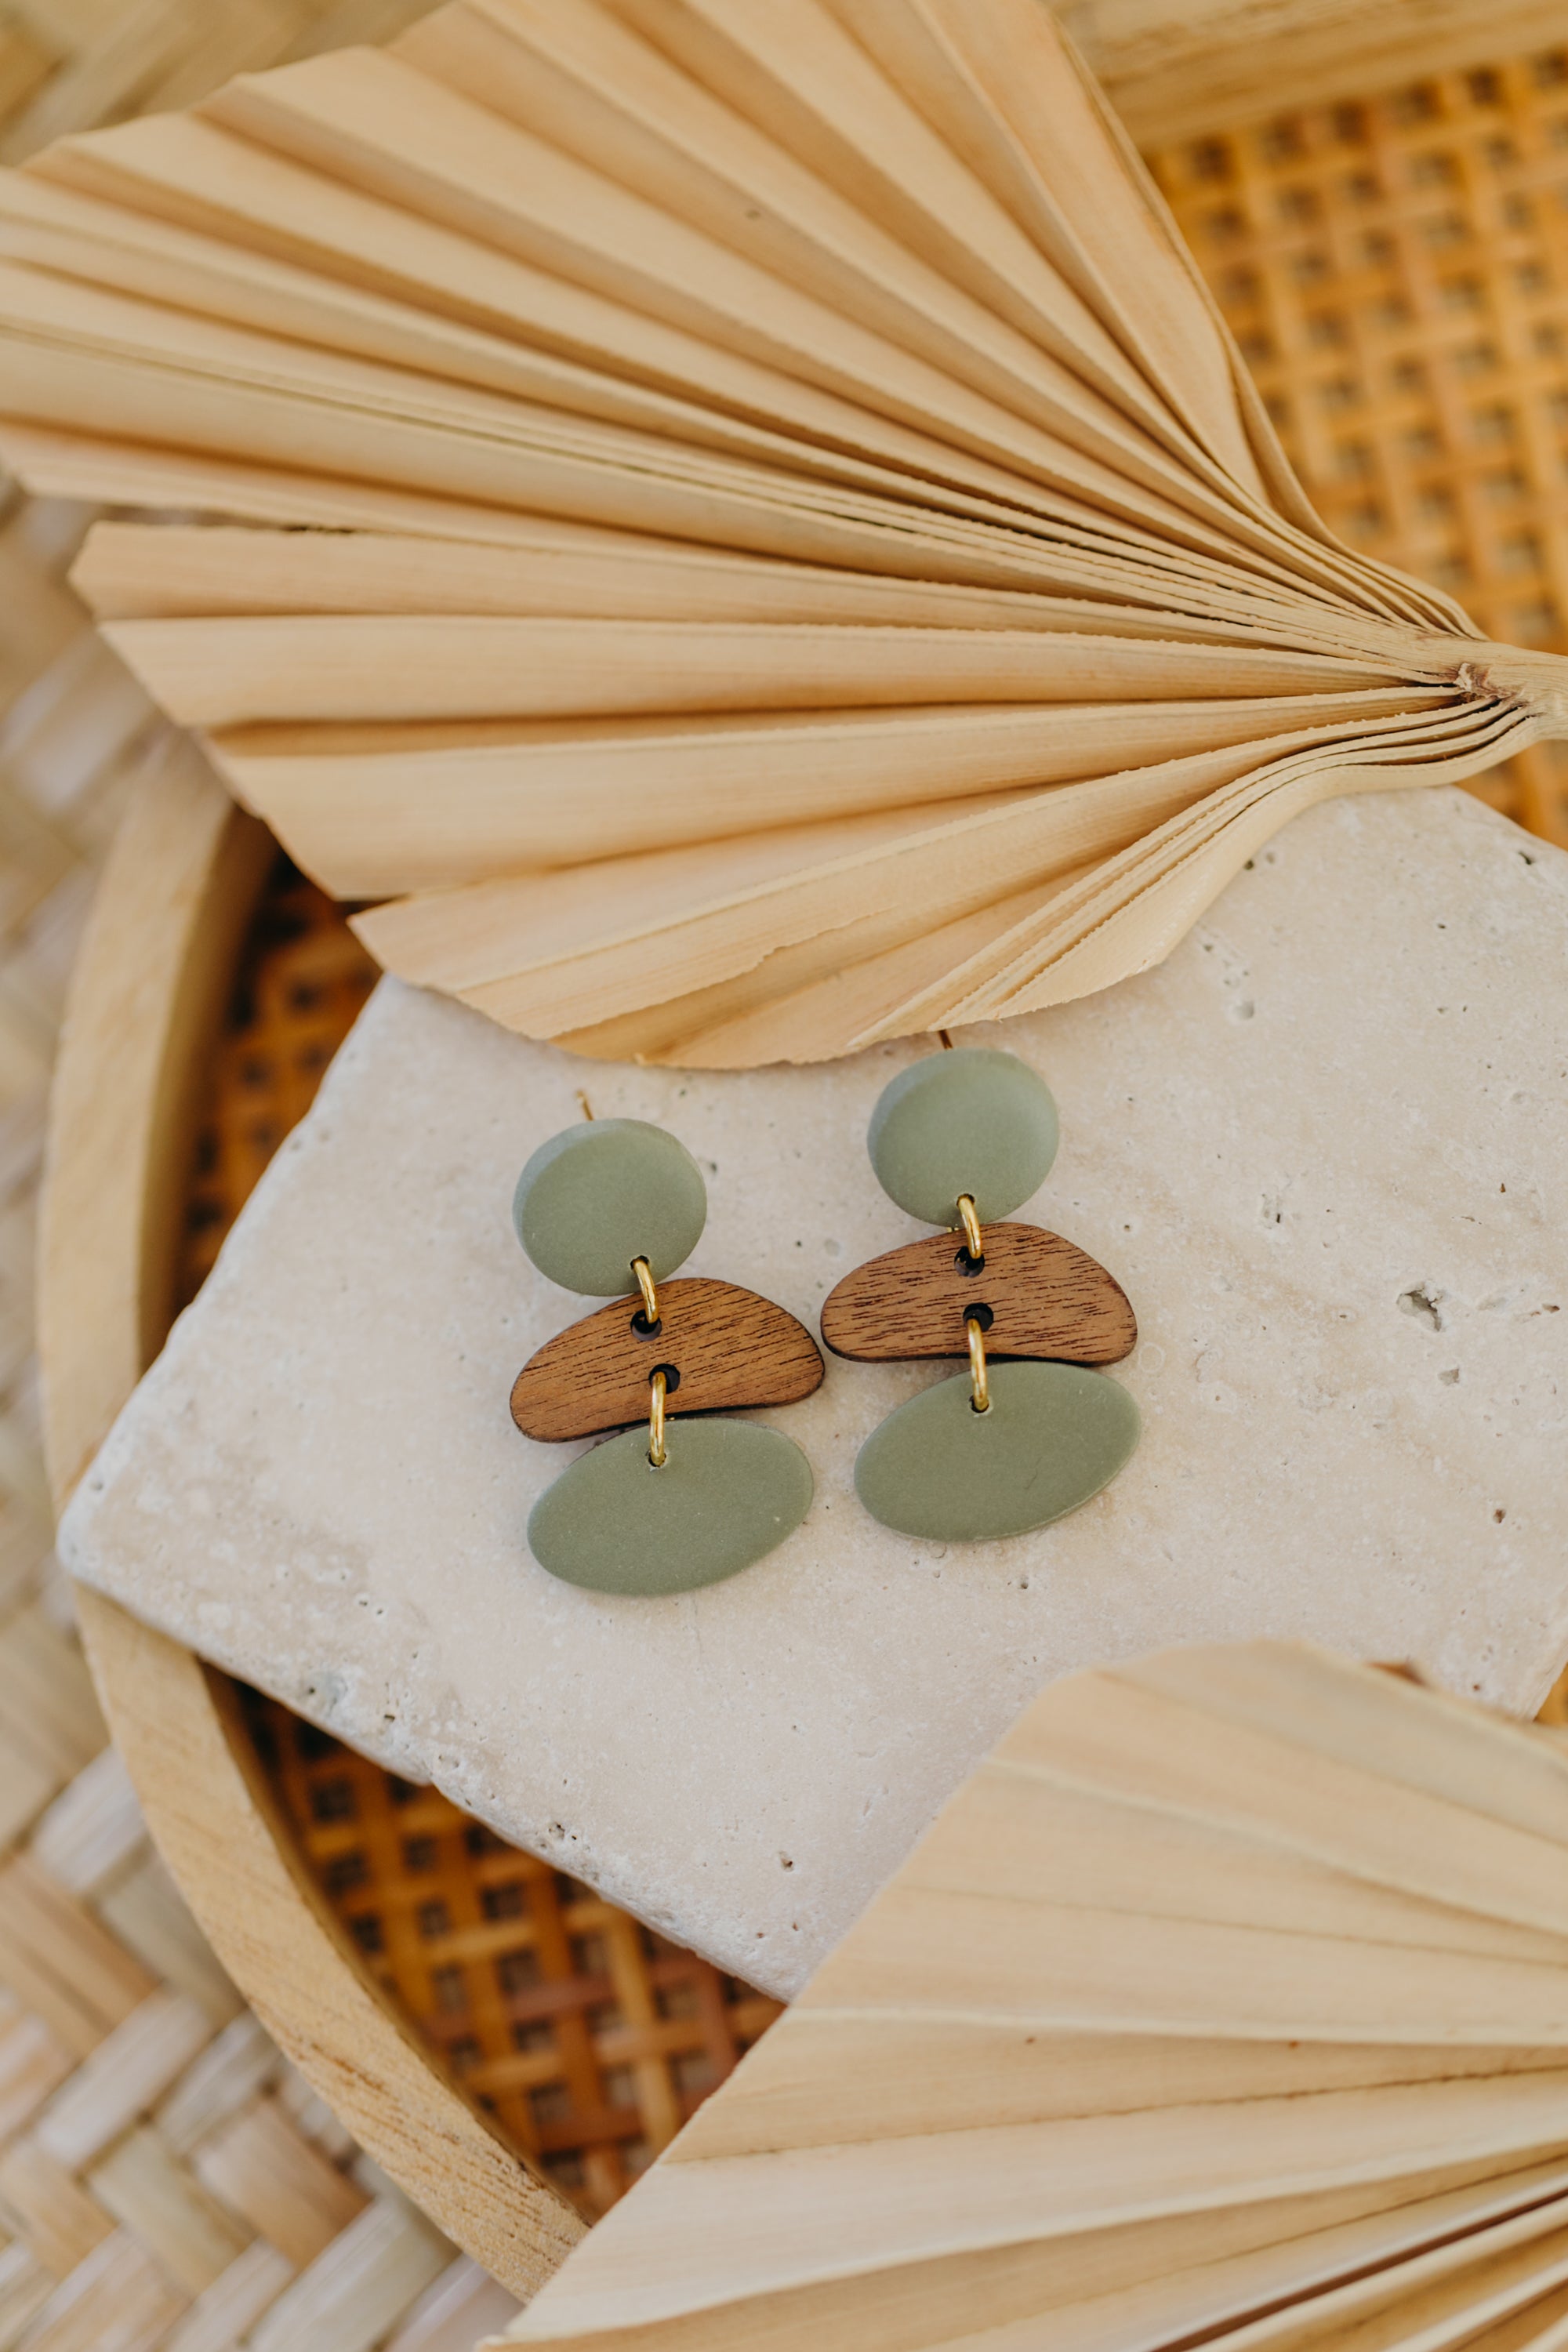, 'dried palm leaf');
483,1642,1568,2352
1,0,1565,1063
